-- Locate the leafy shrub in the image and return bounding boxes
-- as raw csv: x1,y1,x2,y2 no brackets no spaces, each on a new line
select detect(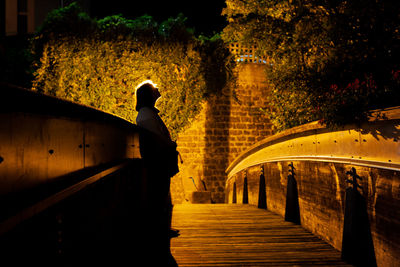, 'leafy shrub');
222,0,400,131
31,3,235,139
